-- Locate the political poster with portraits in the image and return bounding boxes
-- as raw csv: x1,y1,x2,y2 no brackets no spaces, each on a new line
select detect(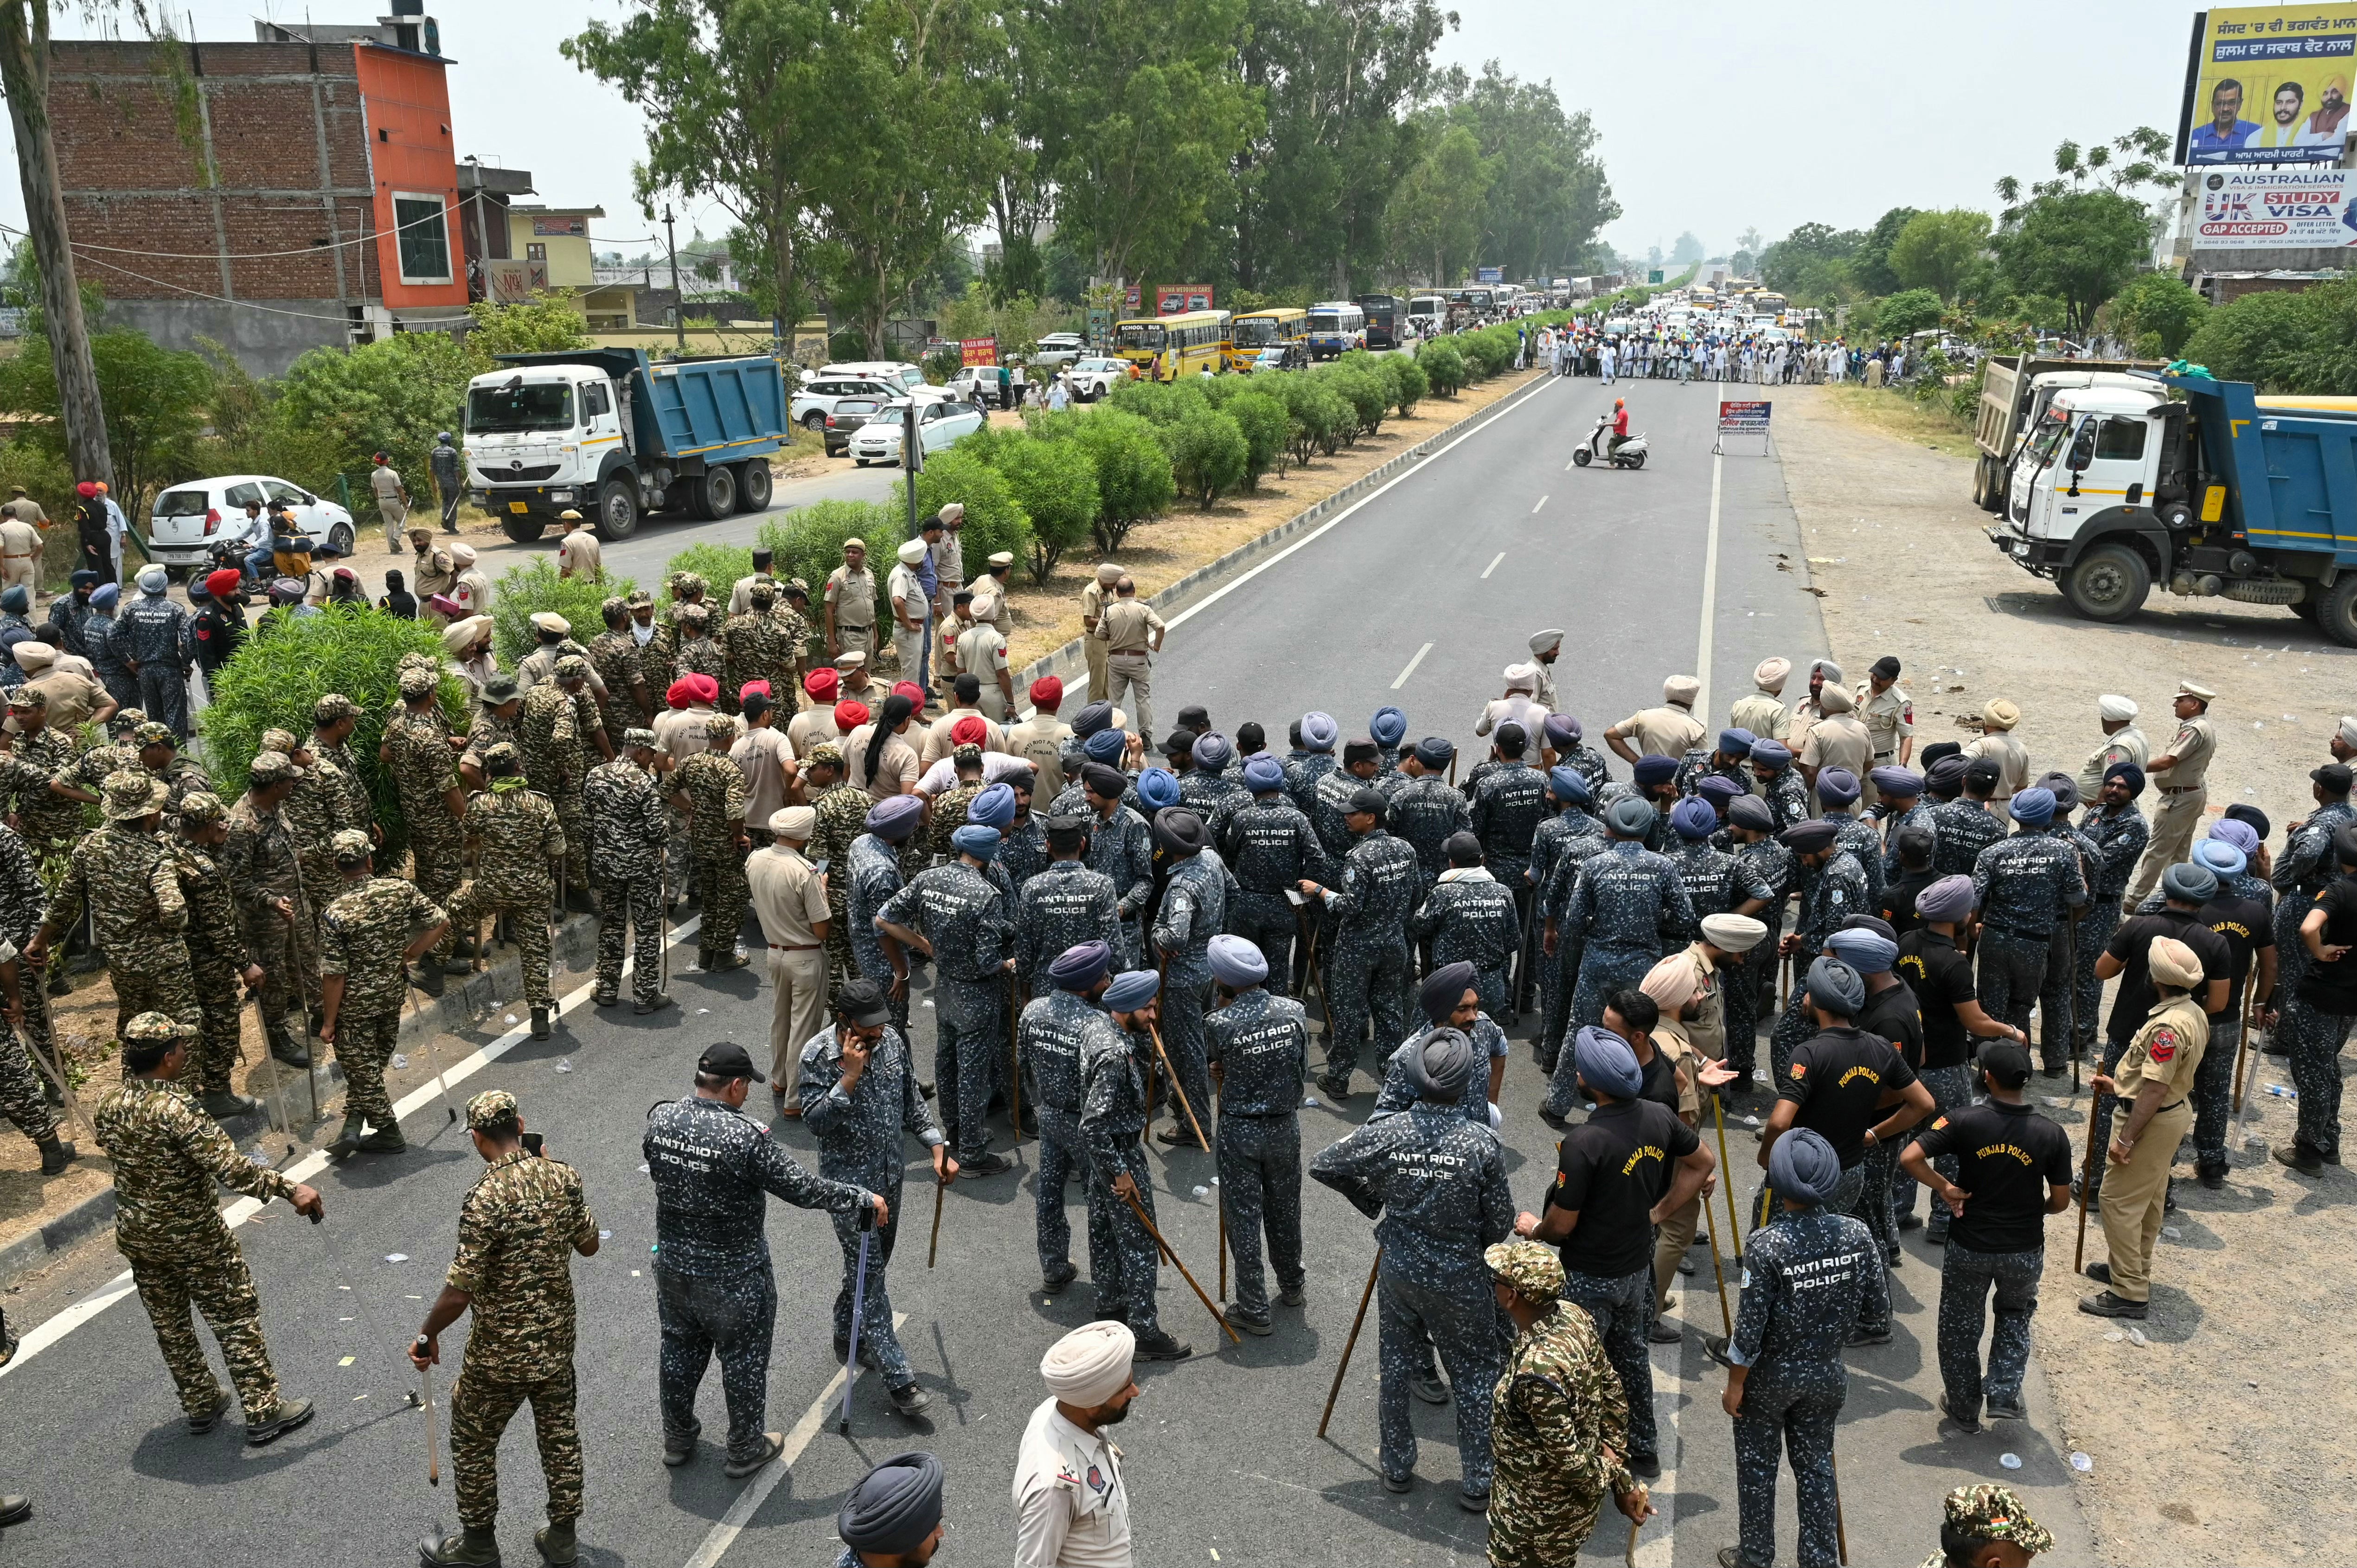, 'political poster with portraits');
2178,5,2357,165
